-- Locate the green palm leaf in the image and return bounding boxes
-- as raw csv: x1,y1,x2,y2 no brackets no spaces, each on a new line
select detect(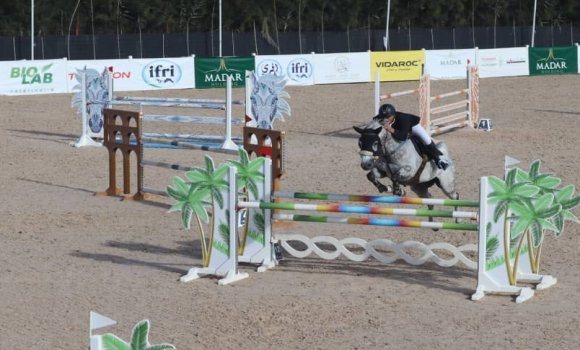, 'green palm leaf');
204,155,215,173
488,176,508,192
529,159,541,178
130,320,149,350
563,211,580,223
486,236,499,260
254,211,265,232
493,201,508,223
102,334,130,350
181,205,193,229
146,345,175,350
